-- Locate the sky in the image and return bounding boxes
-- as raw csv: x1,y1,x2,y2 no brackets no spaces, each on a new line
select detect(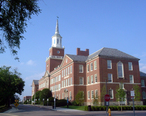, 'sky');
1,0,146,100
